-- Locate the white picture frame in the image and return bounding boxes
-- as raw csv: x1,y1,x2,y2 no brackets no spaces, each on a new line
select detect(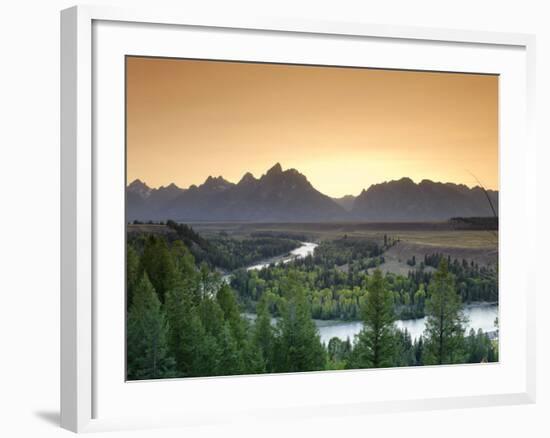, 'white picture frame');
60,4,537,433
